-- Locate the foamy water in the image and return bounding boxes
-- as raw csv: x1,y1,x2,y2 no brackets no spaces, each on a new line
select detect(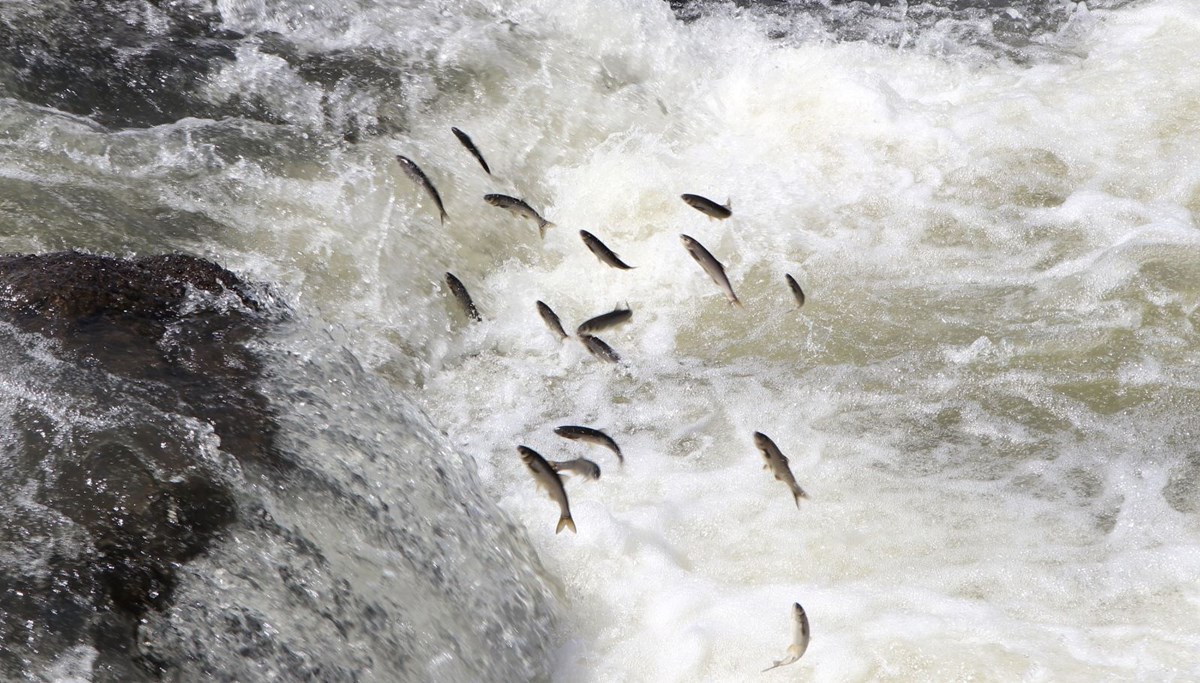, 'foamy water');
409,1,1200,679
3,0,1200,680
